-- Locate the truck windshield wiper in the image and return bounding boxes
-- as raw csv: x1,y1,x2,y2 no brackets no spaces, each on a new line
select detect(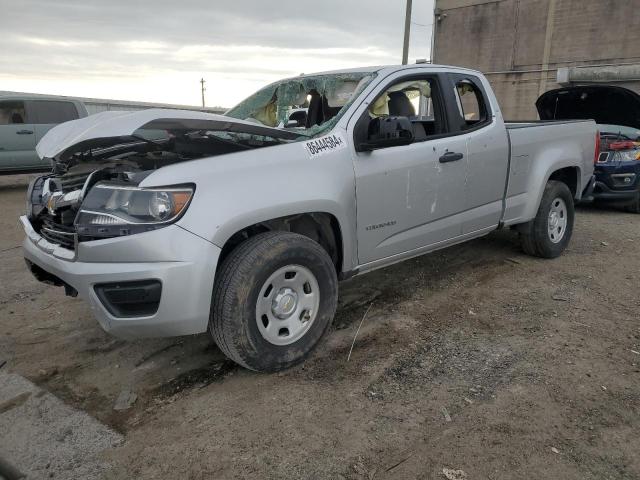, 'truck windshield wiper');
130,134,169,148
